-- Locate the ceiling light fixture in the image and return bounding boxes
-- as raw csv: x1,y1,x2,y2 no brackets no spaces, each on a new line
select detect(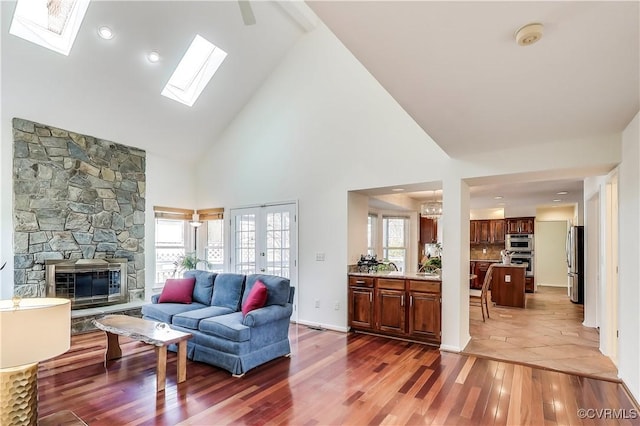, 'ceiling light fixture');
494,196,503,200
147,51,160,63
553,199,562,202
98,26,113,40
556,191,568,195
421,191,442,220
515,22,544,46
